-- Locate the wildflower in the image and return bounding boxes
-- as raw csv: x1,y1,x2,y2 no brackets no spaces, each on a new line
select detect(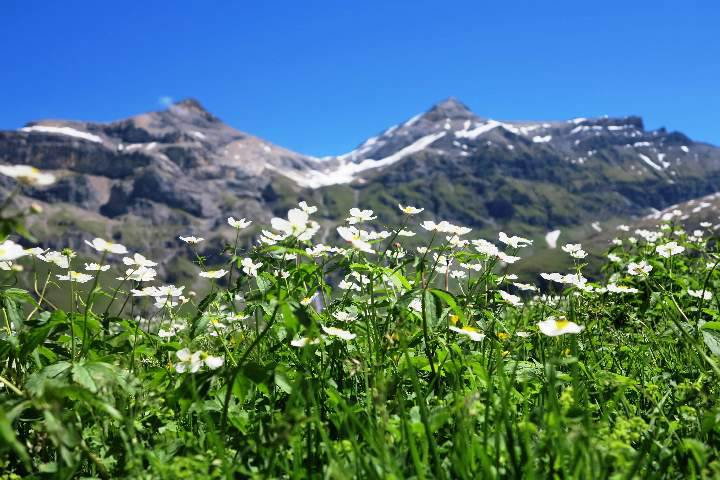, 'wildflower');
272,208,319,241
84,262,110,272
562,243,587,259
201,352,224,369
611,238,623,246
0,240,27,262
334,311,357,322
449,325,485,342
516,331,531,338
346,208,376,224
627,261,652,276
450,270,467,279
397,229,416,237
409,298,423,313
179,236,204,244
656,241,685,258
121,266,157,283
298,201,318,214
688,289,712,300
123,253,157,268
472,239,499,257
617,224,630,232
538,316,584,336
337,226,374,254
608,253,621,262
0,164,55,186
174,349,202,373
606,283,639,294
291,337,320,347
499,232,533,248
498,290,523,307
700,222,712,228
56,271,94,283
321,325,356,340
241,258,262,277
300,293,317,306
24,247,48,257
398,204,424,215
158,323,184,338
513,282,538,291
541,272,566,284
338,279,360,291
497,252,521,264
228,217,252,229
85,237,128,254
199,269,228,279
